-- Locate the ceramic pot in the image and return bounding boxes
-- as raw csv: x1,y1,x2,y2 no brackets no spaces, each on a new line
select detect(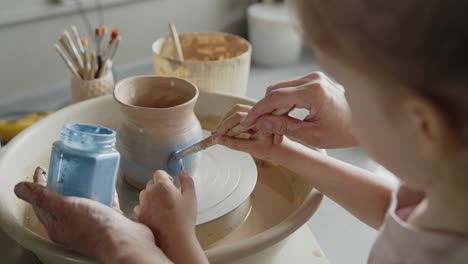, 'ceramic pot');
113,76,203,188
152,32,251,96
71,70,114,103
